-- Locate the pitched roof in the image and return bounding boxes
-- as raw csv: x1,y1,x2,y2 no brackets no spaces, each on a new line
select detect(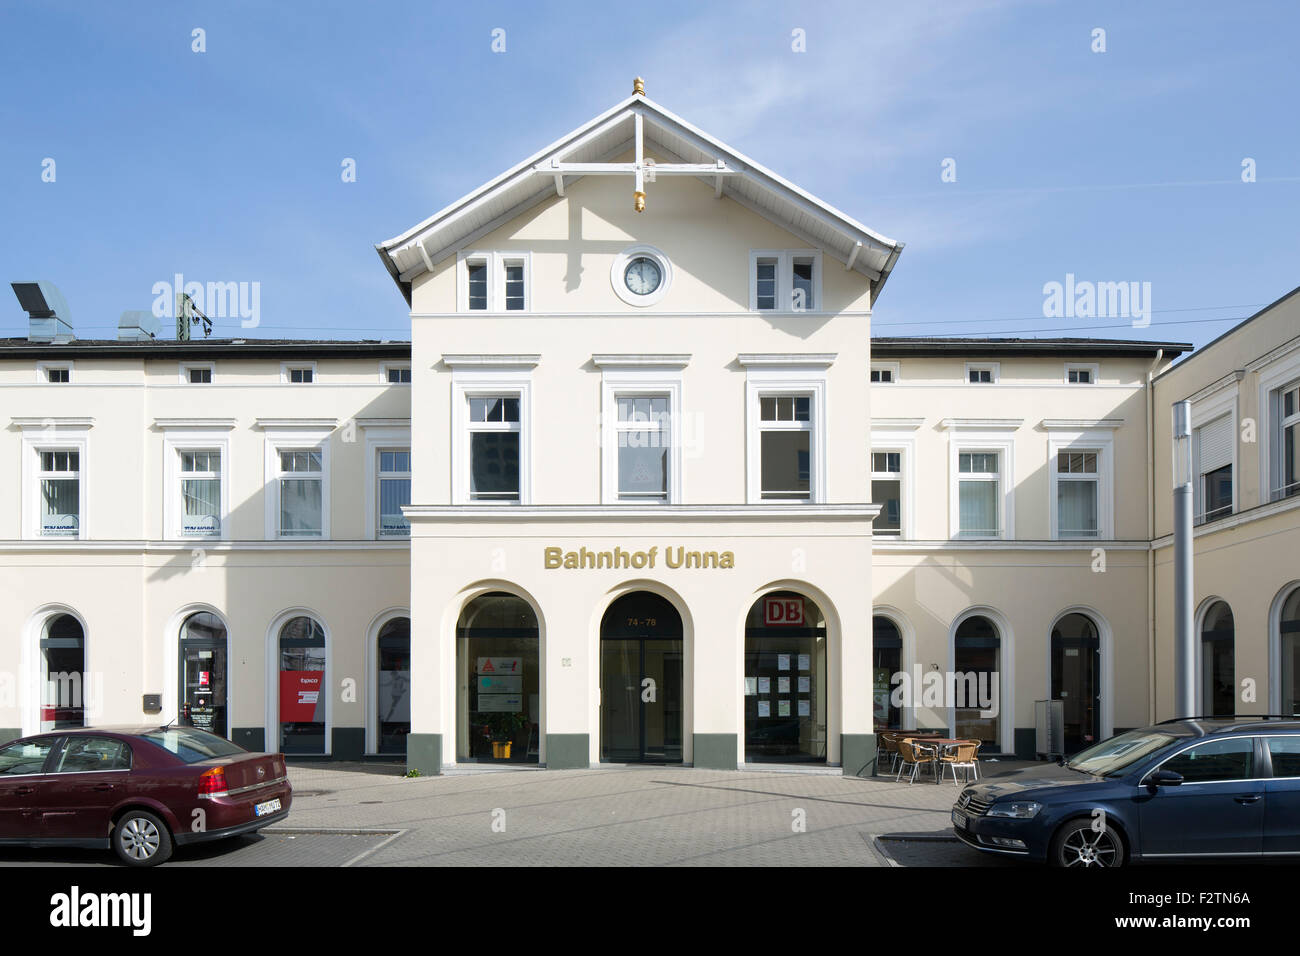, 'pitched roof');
376,91,904,304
